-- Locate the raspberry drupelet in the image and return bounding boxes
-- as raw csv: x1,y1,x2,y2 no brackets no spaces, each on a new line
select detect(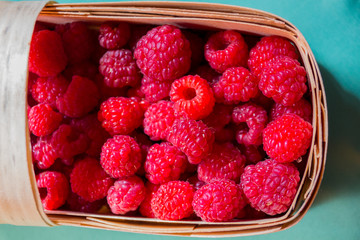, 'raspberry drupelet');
98,22,131,50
